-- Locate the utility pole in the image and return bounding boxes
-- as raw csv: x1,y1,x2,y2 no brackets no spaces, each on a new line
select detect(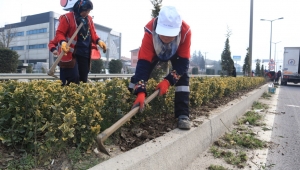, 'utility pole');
273,41,281,71
248,0,253,77
260,17,284,67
